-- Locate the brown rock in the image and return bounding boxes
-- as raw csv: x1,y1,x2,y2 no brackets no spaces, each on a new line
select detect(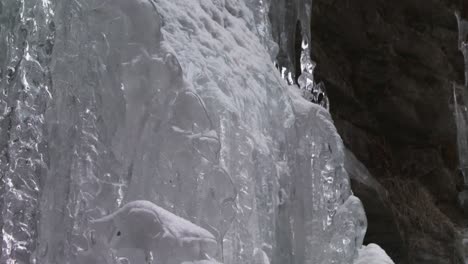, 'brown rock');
310,0,467,263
